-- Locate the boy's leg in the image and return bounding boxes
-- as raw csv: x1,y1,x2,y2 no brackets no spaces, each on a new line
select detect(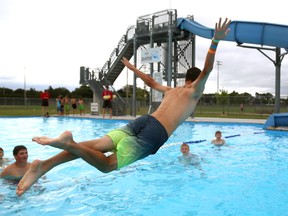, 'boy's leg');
32,131,117,171
17,132,117,196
